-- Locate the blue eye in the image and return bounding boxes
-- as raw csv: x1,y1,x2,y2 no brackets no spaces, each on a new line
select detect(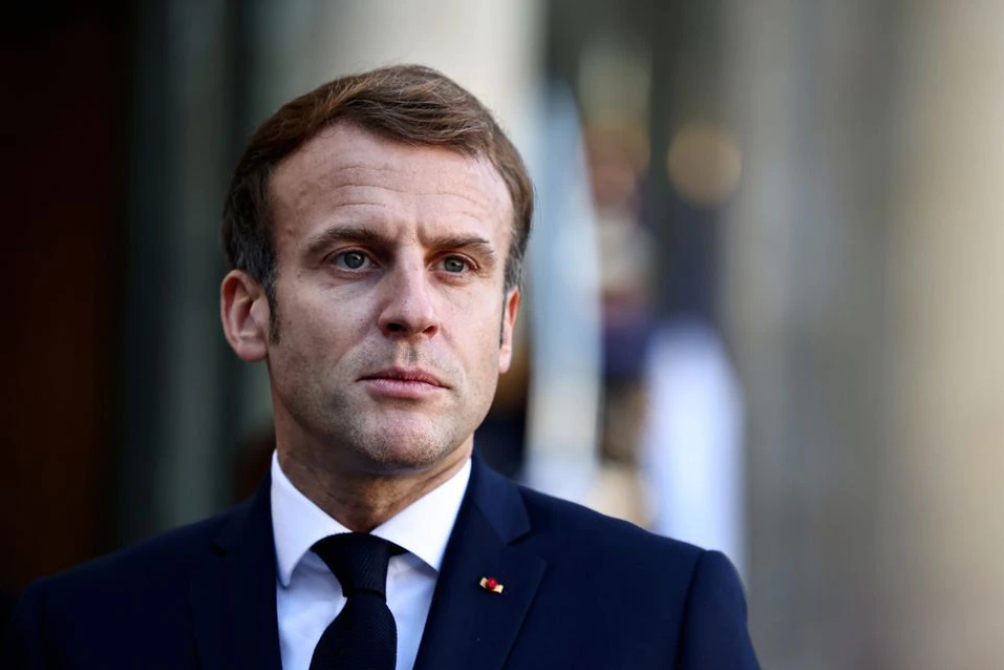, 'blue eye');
441,257,469,273
334,251,371,270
